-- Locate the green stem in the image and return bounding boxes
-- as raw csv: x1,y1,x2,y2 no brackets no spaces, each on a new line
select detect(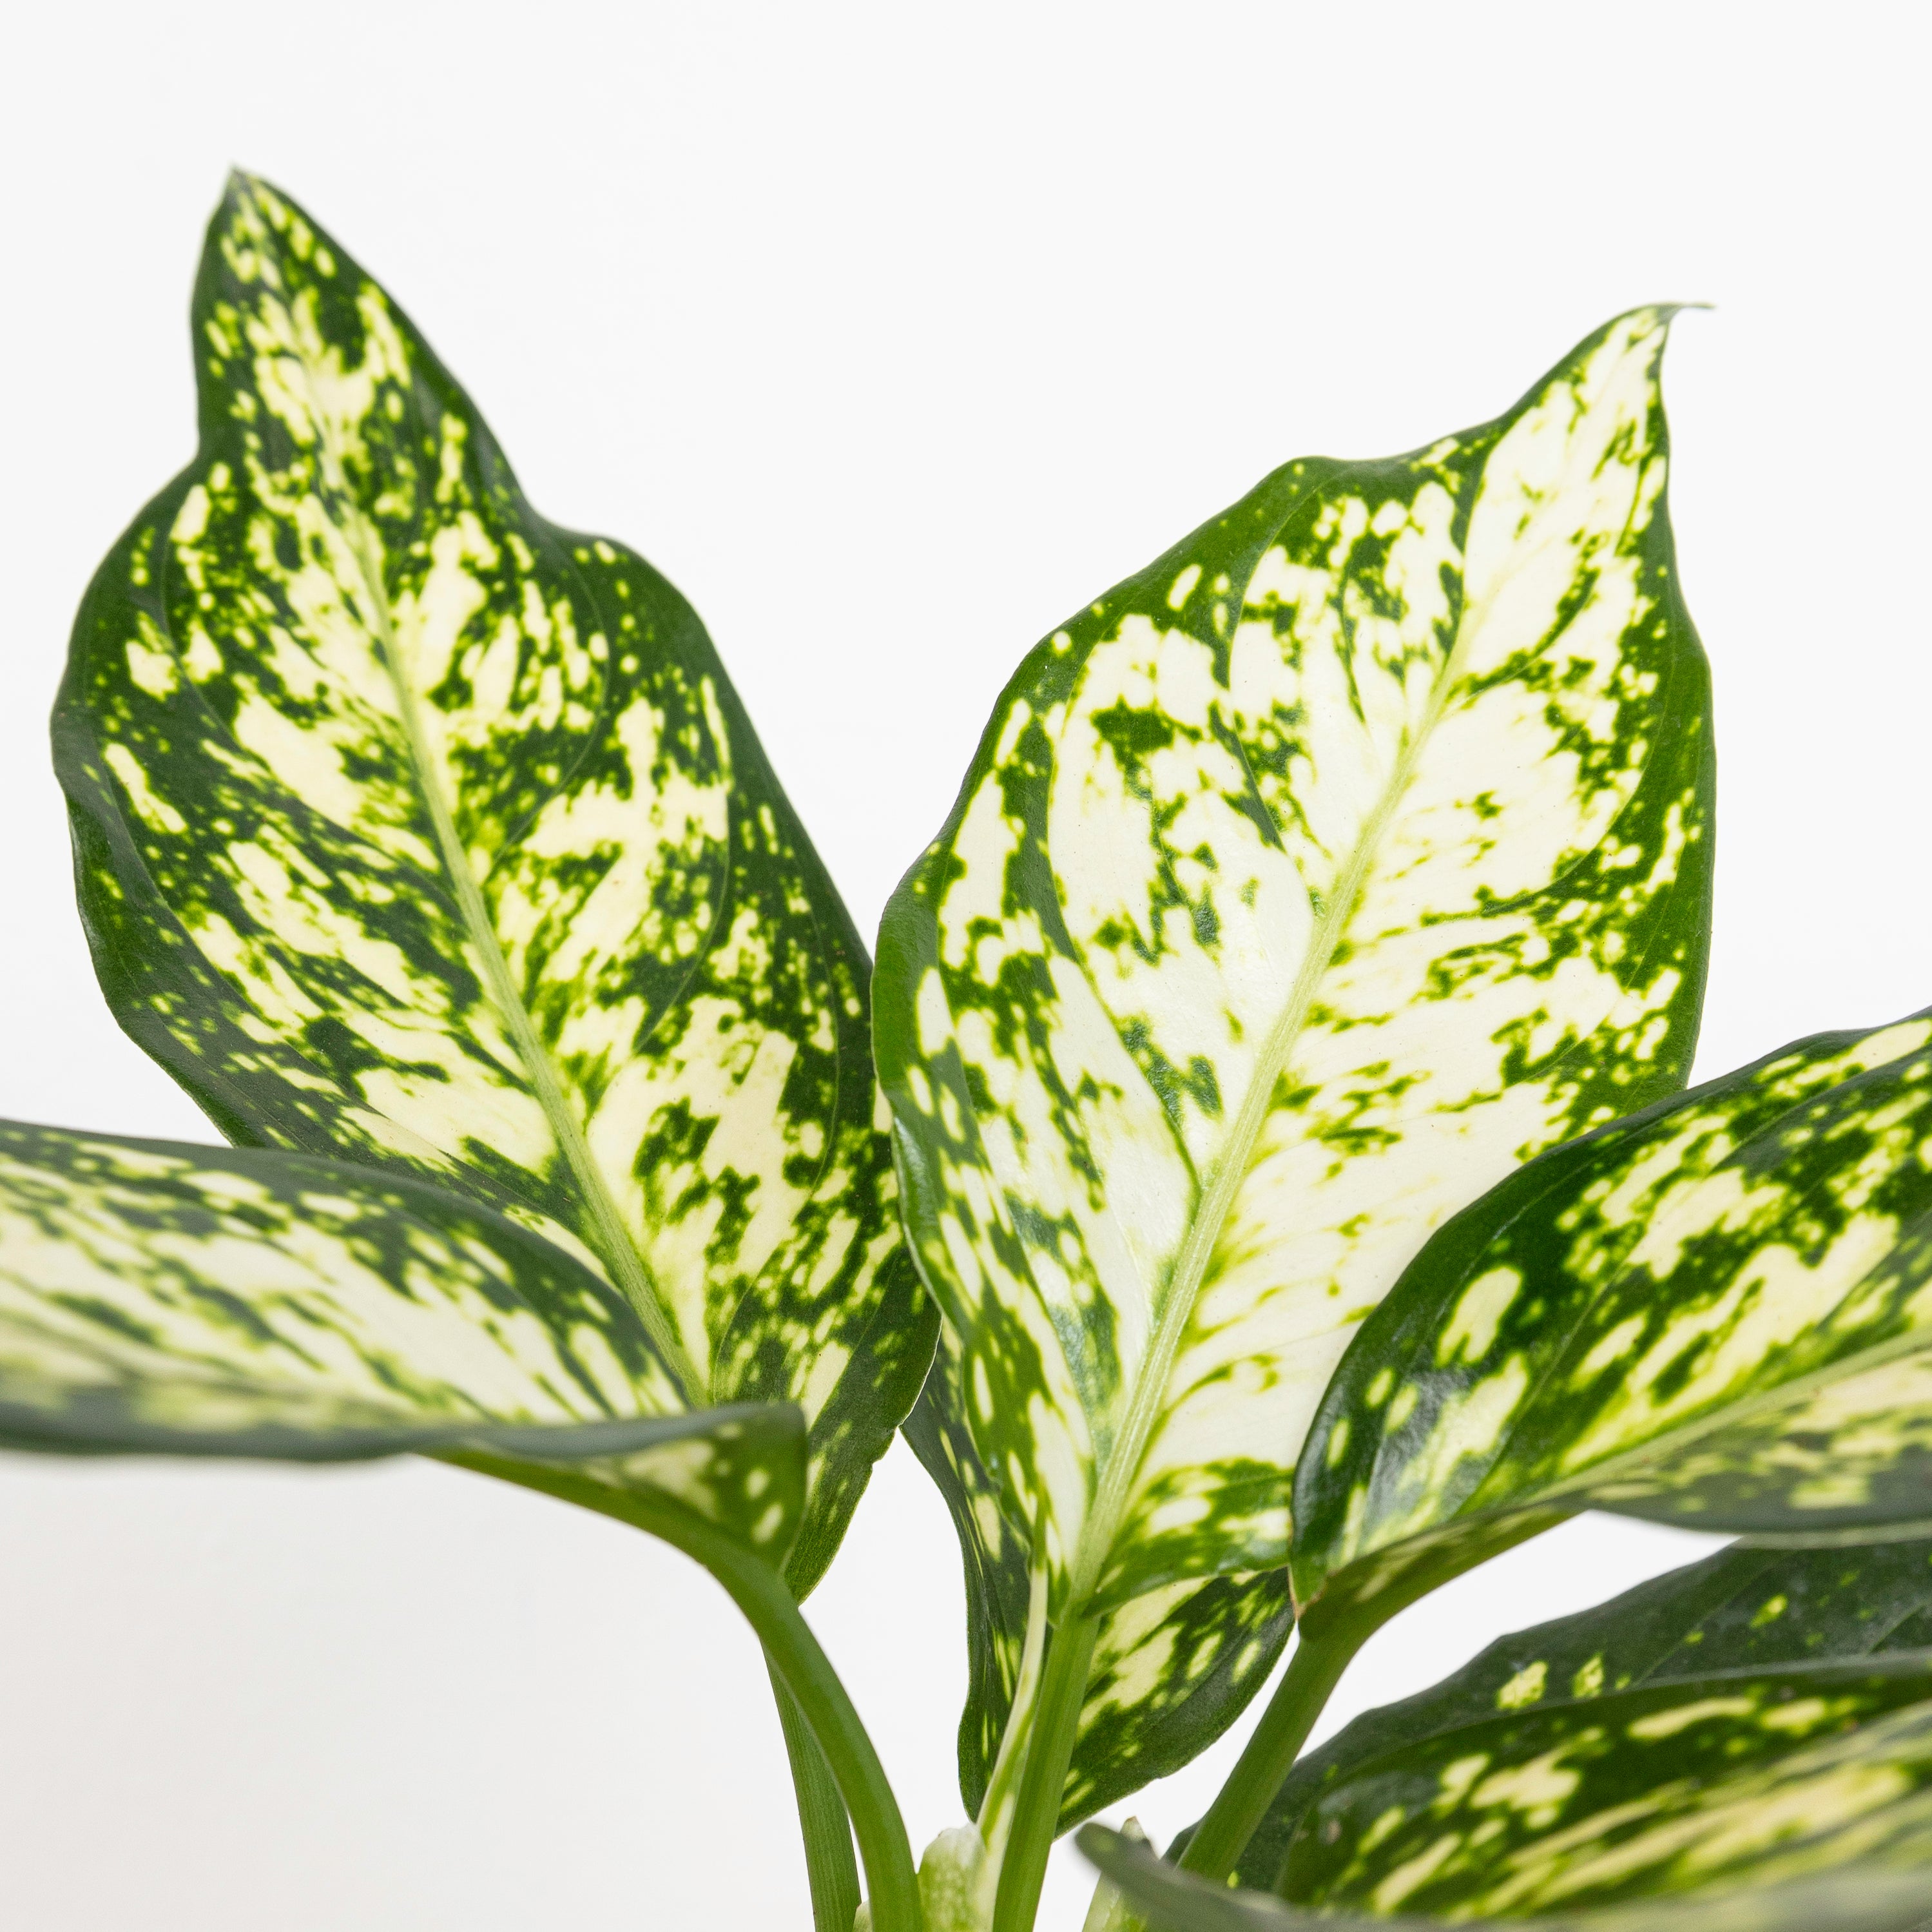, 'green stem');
772,1663,863,1932
990,1610,1101,1932
976,1563,1050,1857
445,1453,922,1932
1176,1619,1367,1886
